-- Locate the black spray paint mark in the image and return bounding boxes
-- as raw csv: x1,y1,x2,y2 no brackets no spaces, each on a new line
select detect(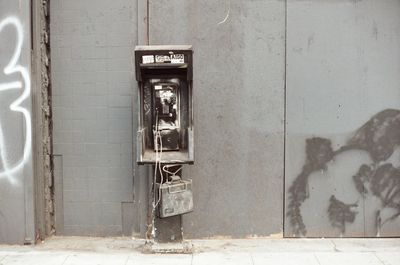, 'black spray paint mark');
345,109,400,162
328,195,358,235
287,109,400,236
370,164,400,209
370,163,400,233
352,164,373,197
287,137,334,236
